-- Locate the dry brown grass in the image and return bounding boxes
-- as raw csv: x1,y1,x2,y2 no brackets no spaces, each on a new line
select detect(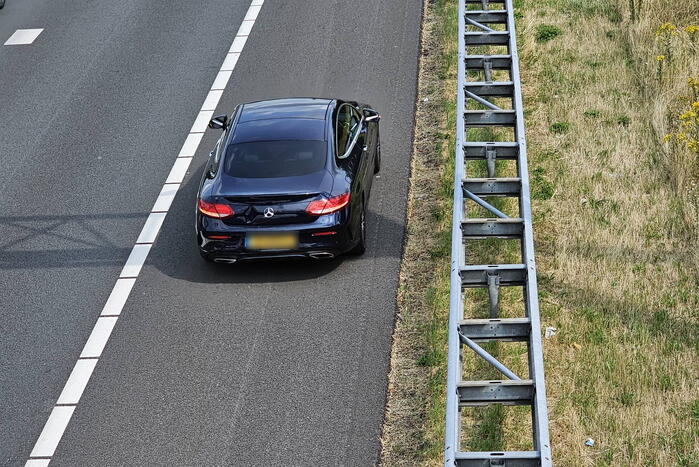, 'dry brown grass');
519,0,699,464
381,0,699,465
